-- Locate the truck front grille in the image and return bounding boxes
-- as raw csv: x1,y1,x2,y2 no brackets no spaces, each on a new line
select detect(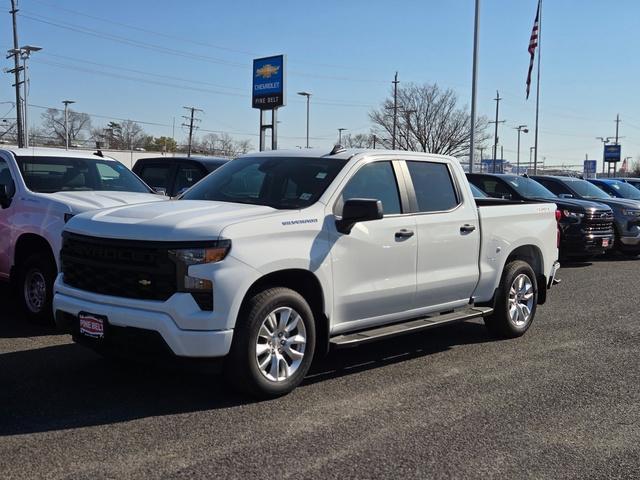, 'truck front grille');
583,211,614,234
61,233,177,301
